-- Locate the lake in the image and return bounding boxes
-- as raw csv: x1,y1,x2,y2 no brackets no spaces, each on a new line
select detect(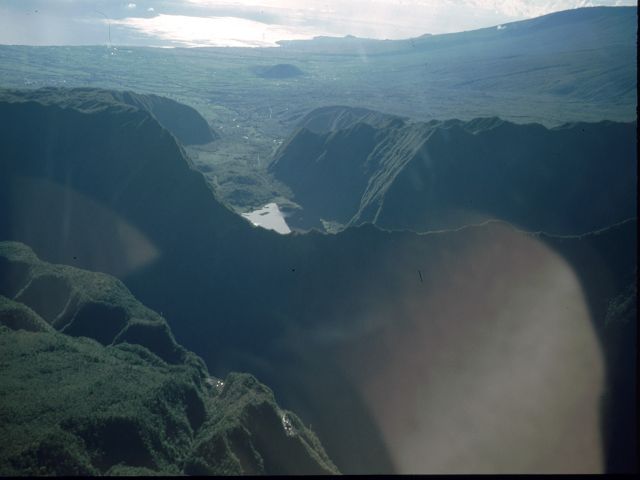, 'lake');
241,203,291,234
